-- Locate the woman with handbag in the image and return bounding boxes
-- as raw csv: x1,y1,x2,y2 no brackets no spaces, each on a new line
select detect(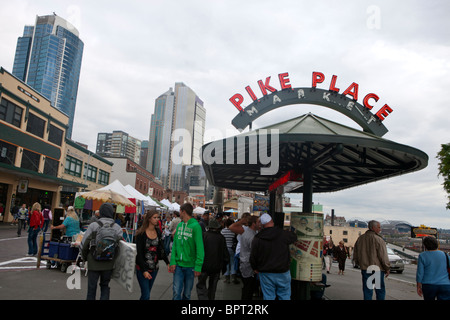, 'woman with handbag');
416,236,450,300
